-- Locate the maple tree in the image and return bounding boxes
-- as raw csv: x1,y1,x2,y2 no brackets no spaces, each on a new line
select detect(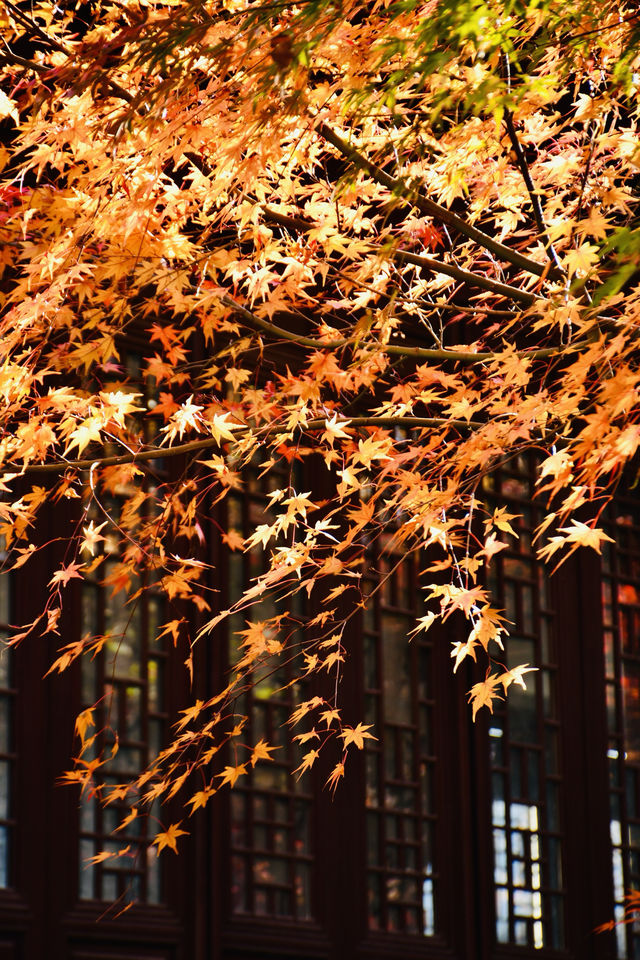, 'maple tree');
1,0,640,866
